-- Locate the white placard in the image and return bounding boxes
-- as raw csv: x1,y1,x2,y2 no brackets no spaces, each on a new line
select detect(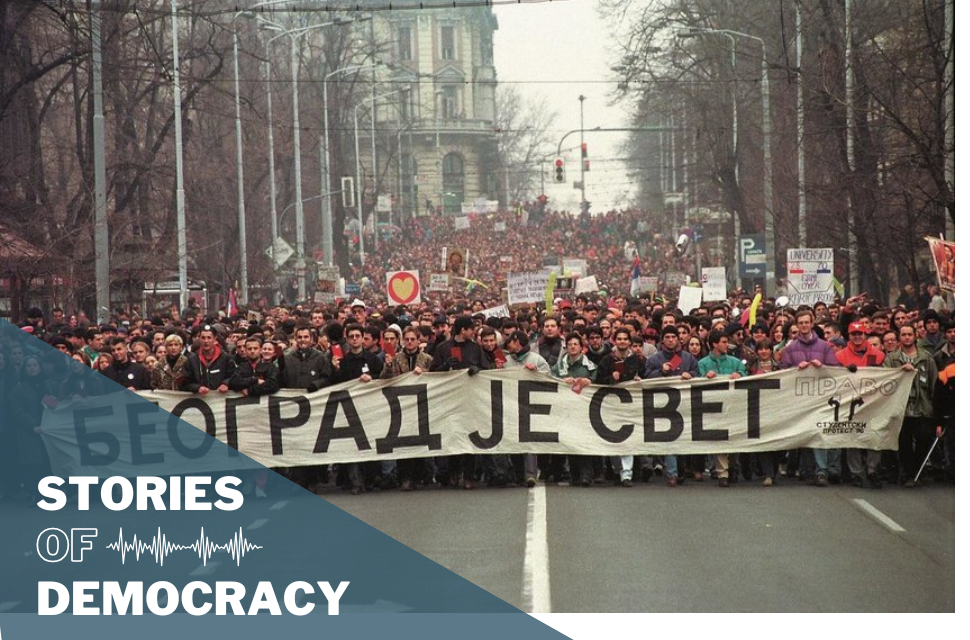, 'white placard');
507,271,548,305
701,267,727,301
574,275,598,294
427,272,451,291
678,285,704,314
787,248,835,305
